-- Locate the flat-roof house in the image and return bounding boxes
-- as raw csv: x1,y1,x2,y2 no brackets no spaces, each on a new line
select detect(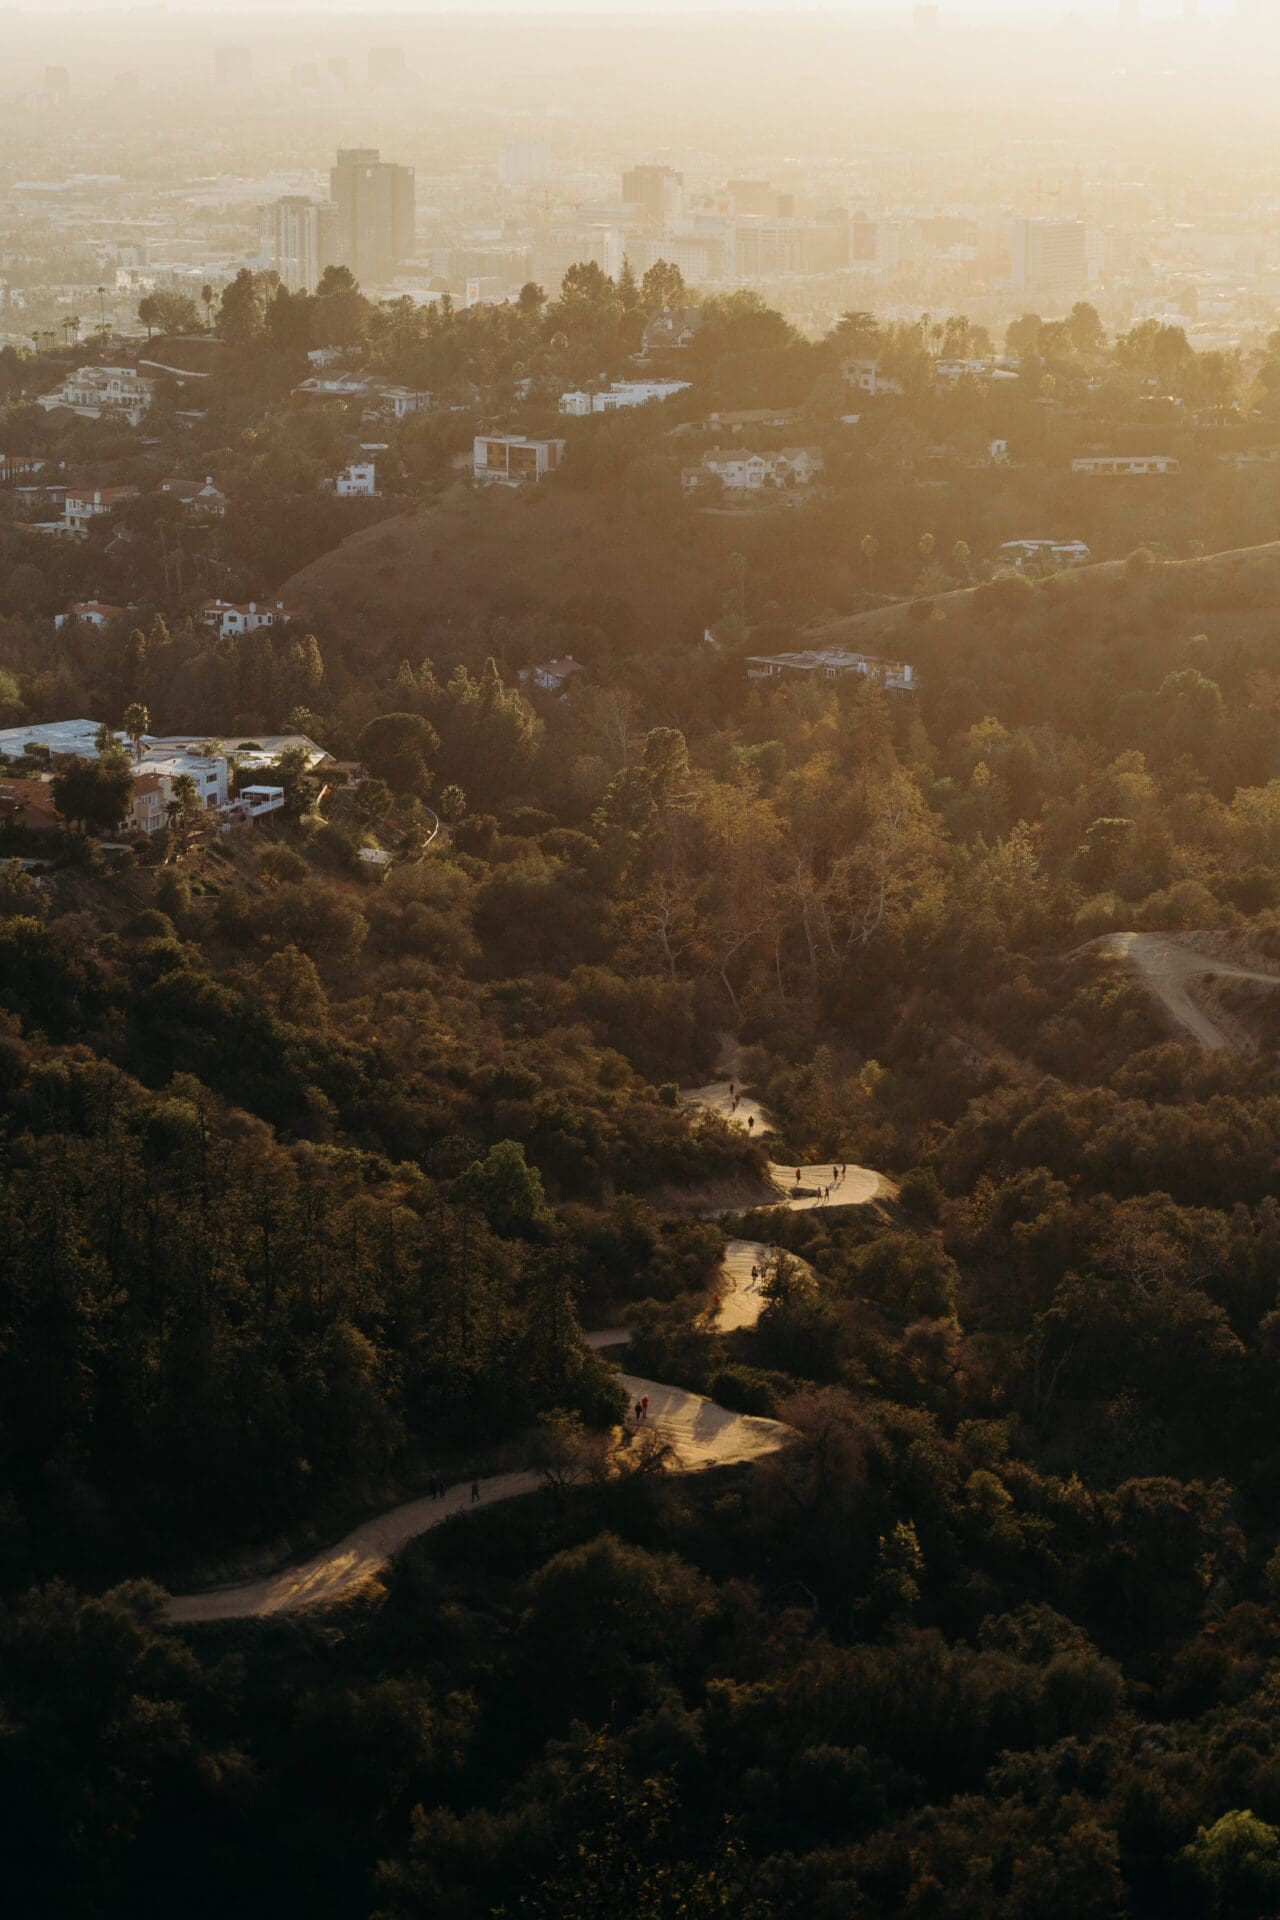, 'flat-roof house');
746,647,916,693
1071,454,1179,476
473,433,566,484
